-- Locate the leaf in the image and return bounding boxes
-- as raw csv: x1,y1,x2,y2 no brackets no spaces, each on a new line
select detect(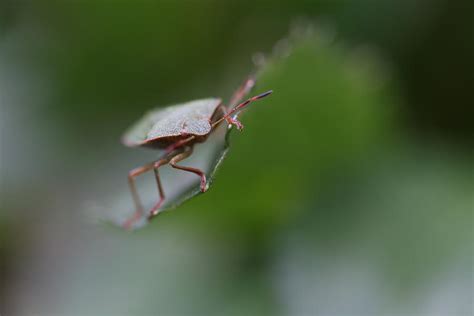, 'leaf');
96,24,393,230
